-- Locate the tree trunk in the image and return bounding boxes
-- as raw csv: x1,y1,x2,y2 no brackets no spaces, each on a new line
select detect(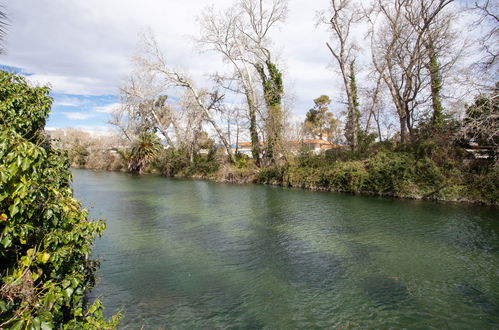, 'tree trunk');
426,40,444,126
